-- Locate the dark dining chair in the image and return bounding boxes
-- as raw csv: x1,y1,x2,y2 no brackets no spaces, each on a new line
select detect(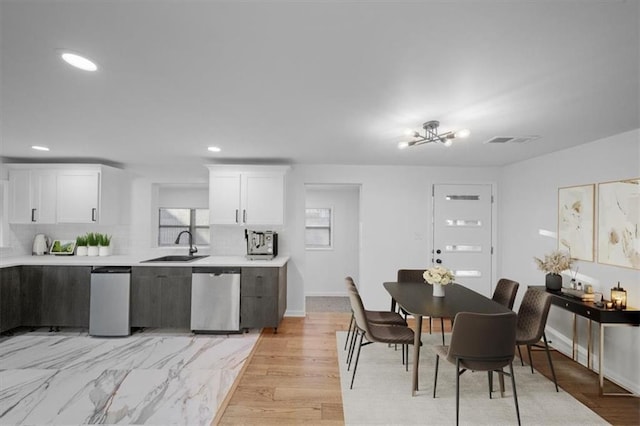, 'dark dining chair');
516,288,559,392
433,311,520,426
396,269,447,344
347,285,415,389
344,277,406,355
492,278,520,310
